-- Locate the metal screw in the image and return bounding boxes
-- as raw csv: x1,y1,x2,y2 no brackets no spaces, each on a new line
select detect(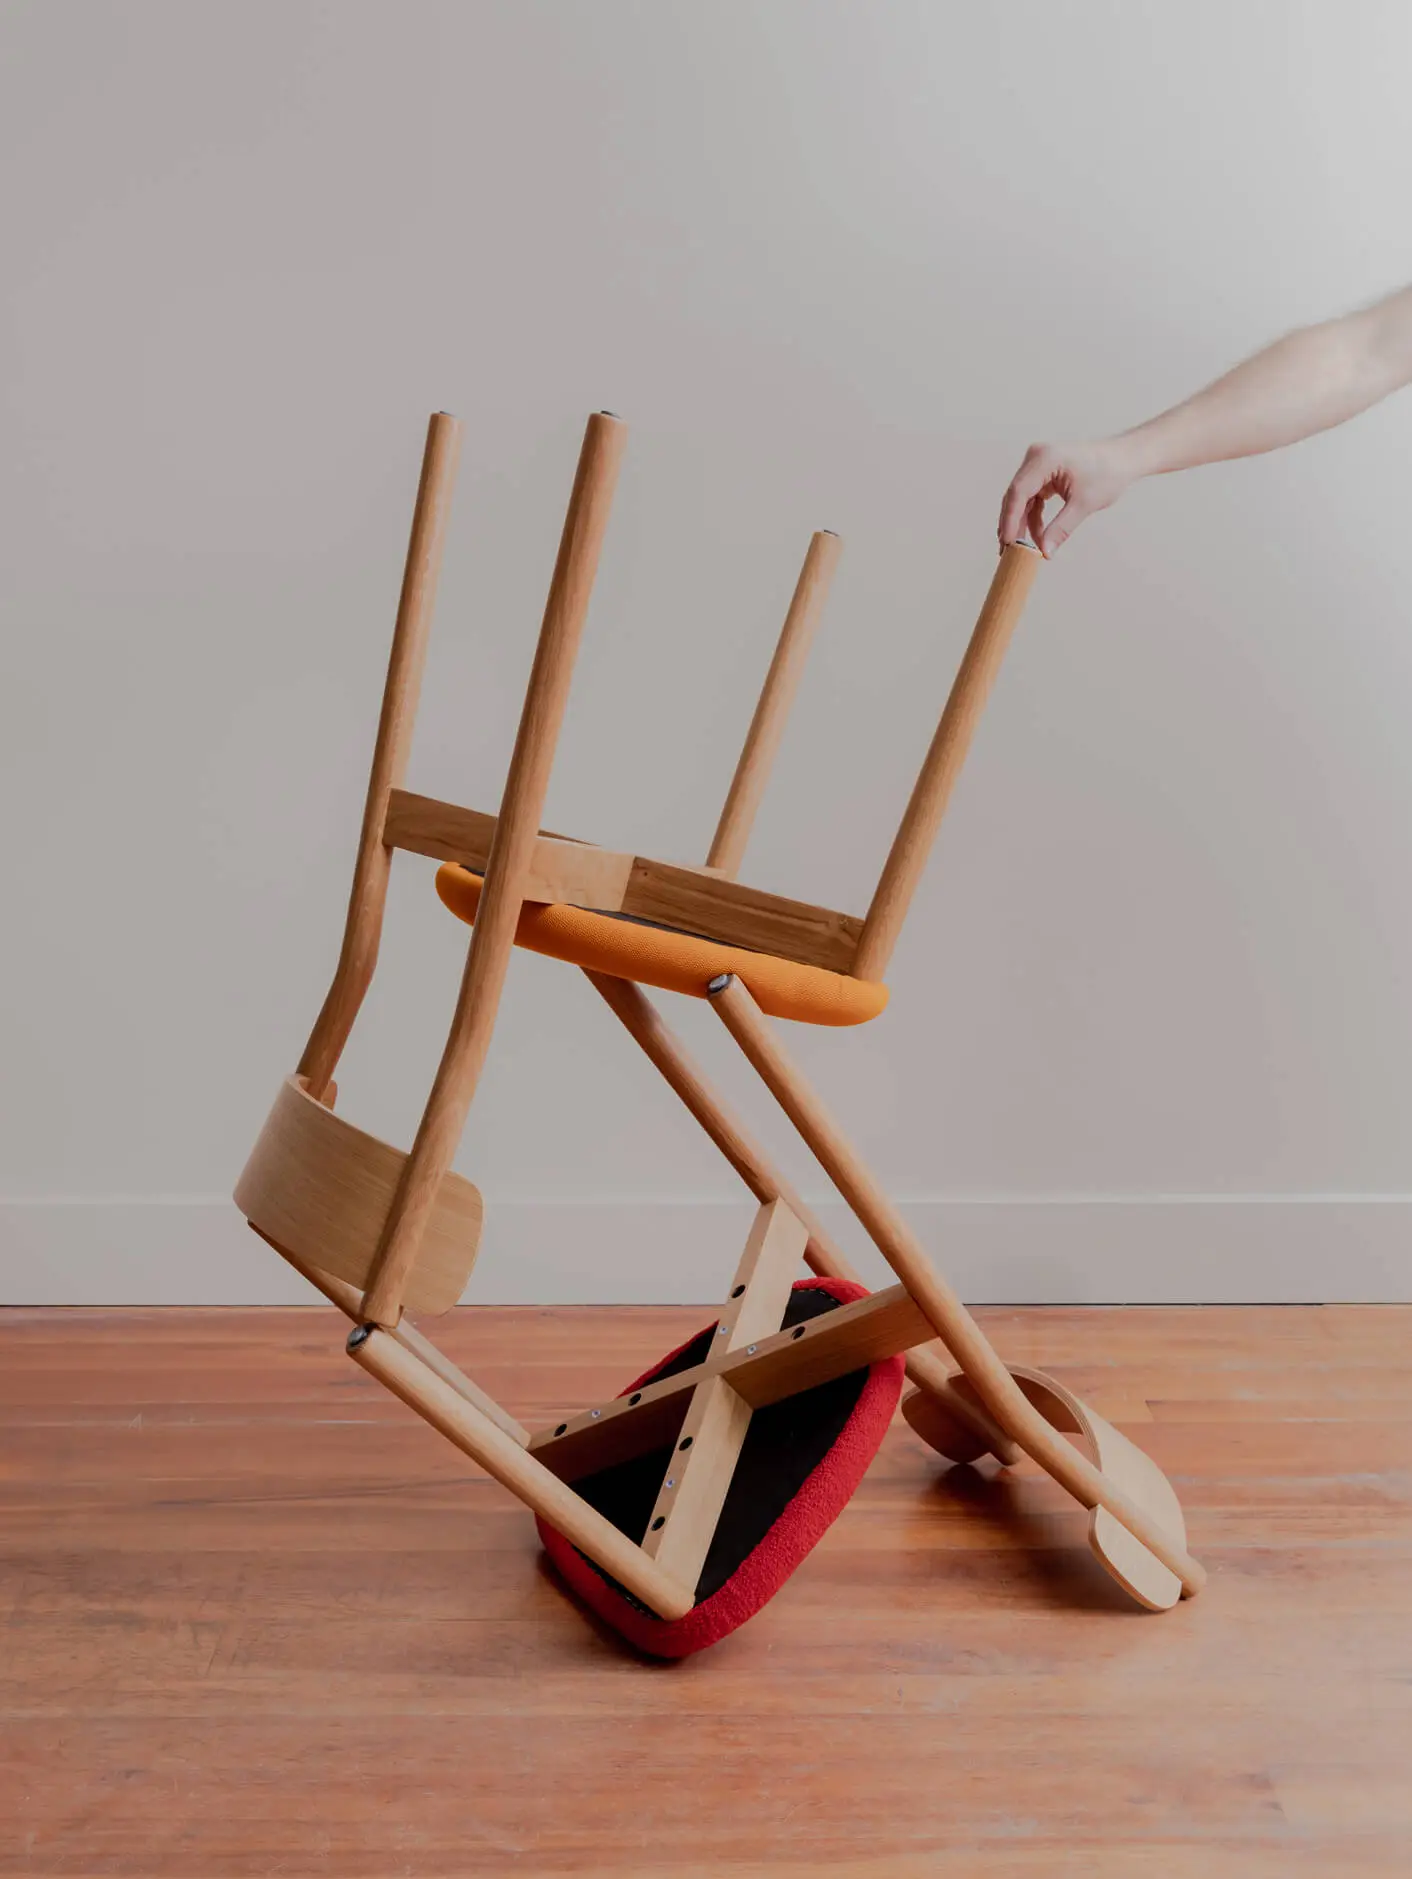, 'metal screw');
346,1325,373,1352
590,1409,601,1419
747,1344,758,1355
665,1477,675,1489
